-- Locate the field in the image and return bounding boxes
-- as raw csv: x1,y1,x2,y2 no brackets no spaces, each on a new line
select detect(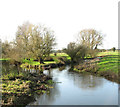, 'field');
97,51,118,56
20,53,71,67
97,51,119,74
